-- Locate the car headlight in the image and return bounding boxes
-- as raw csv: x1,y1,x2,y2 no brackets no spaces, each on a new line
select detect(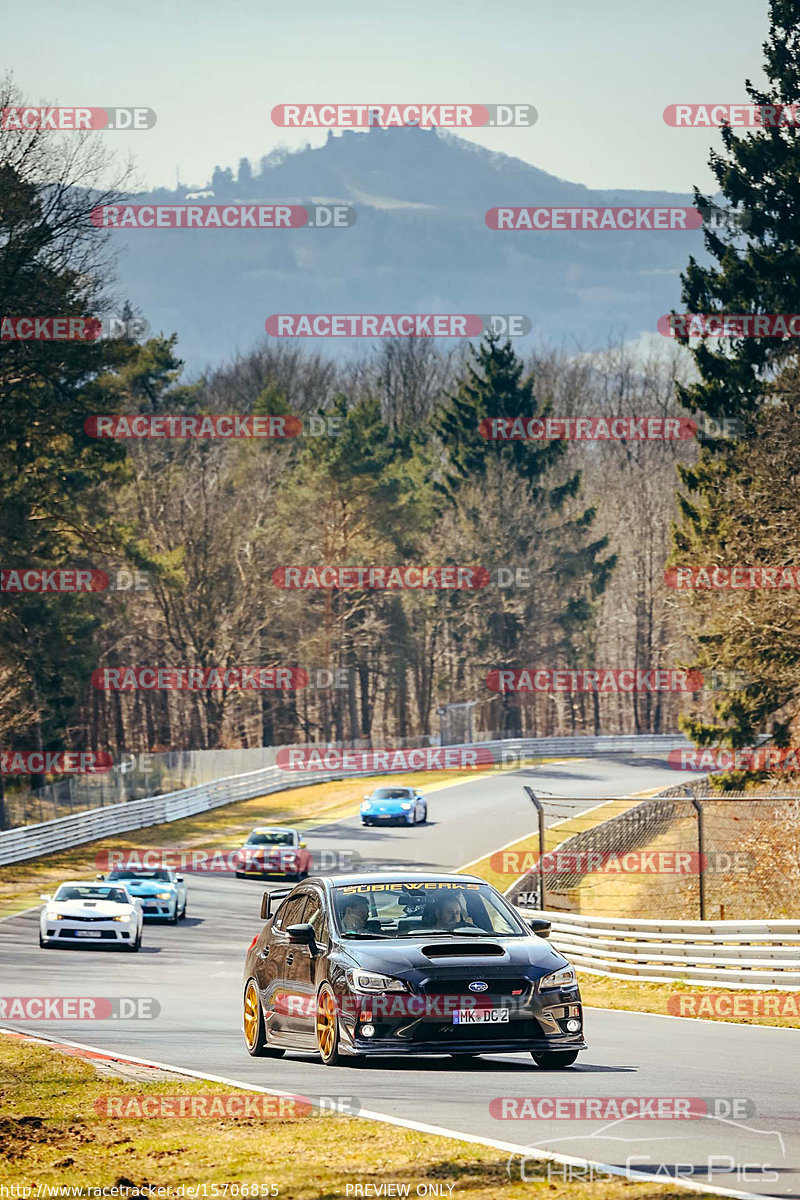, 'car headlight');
539,965,576,989
46,911,64,920
113,913,133,922
361,802,371,810
400,801,414,809
345,968,408,993
155,892,172,899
